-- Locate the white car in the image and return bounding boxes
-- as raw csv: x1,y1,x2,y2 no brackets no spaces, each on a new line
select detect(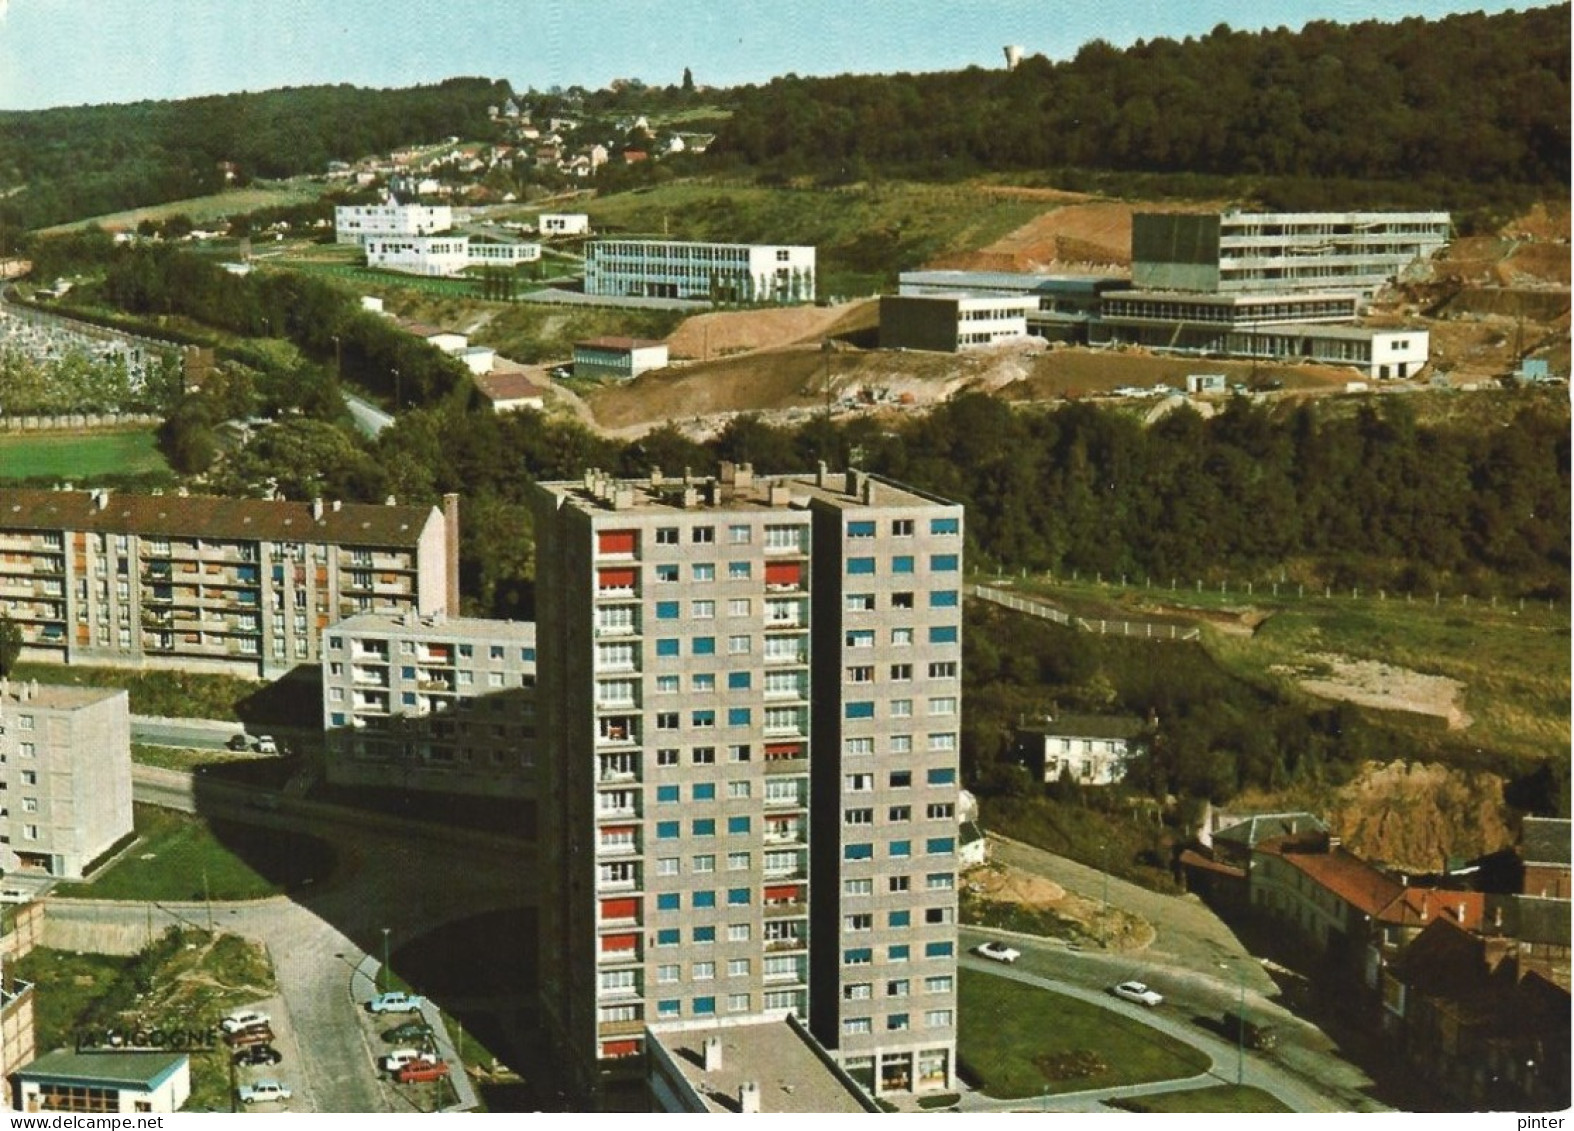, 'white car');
382,1048,424,1073
973,941,1021,964
237,1080,291,1105
220,1009,271,1033
1112,981,1164,1007
254,735,280,754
